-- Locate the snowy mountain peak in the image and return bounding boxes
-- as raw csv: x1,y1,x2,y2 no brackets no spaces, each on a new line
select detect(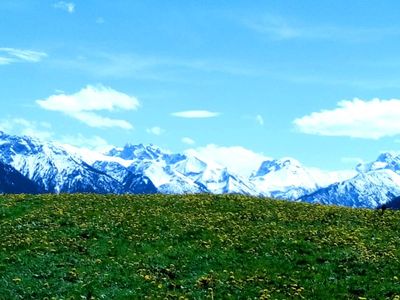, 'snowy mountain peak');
249,157,321,200
377,152,398,162
356,152,400,173
0,132,123,194
301,169,400,208
174,155,208,175
107,143,164,160
254,157,301,177
0,132,65,160
303,152,400,208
